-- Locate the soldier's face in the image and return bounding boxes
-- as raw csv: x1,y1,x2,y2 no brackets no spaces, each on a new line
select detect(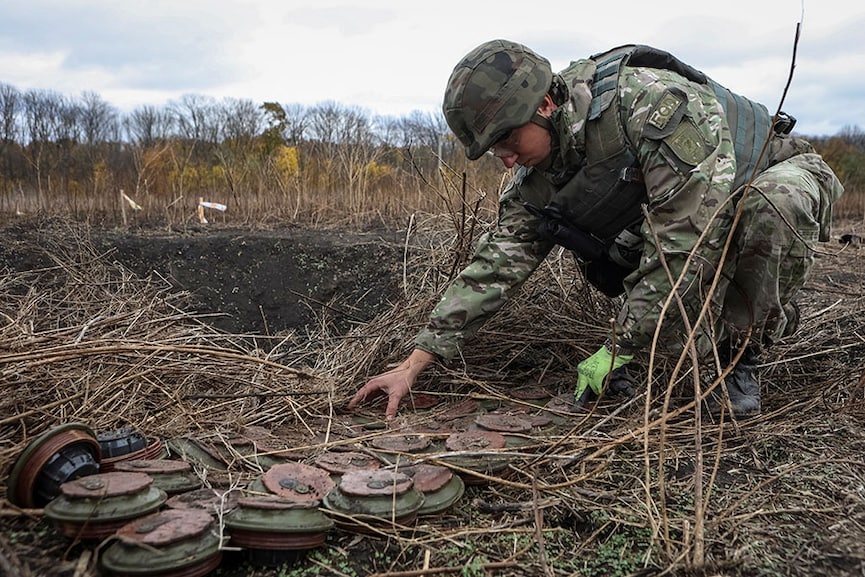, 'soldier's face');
489,121,552,169
488,96,556,169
